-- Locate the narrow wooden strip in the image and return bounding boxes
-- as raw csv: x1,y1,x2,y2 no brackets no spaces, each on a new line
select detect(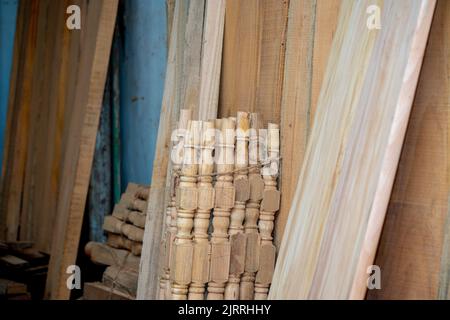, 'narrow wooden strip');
197,0,225,120
275,0,341,250
45,0,118,299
